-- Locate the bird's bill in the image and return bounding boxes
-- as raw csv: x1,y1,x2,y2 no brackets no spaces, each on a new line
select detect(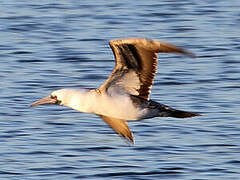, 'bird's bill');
30,96,56,107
